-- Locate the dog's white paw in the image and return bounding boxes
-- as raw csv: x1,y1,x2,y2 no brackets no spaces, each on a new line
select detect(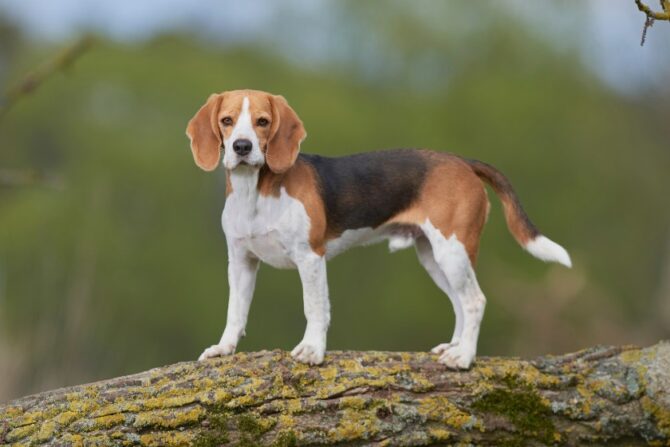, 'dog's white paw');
437,344,475,370
198,343,236,361
291,341,325,365
431,340,460,354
